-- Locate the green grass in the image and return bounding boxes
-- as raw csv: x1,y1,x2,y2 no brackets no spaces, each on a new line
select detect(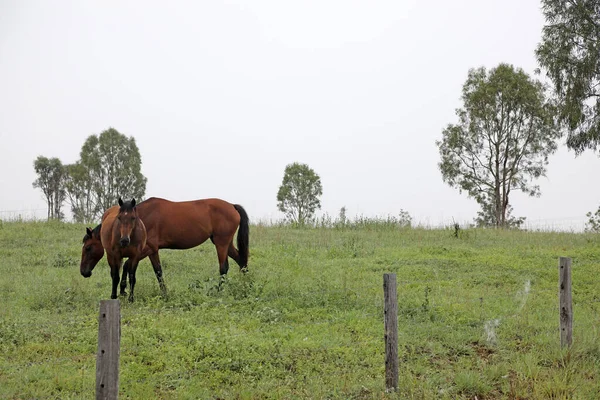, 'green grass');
1,220,600,399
